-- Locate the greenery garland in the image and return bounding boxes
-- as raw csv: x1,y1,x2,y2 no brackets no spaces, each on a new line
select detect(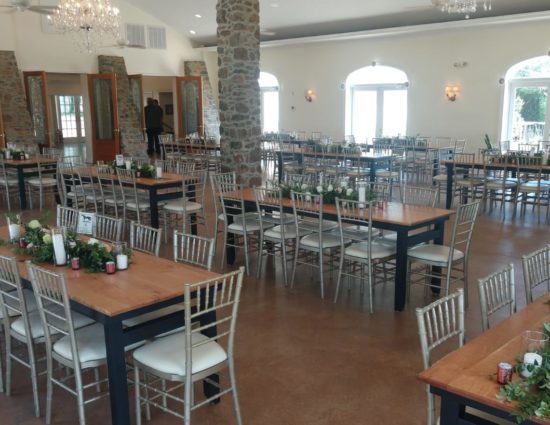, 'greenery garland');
110,161,157,178
272,181,377,205
500,322,550,423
